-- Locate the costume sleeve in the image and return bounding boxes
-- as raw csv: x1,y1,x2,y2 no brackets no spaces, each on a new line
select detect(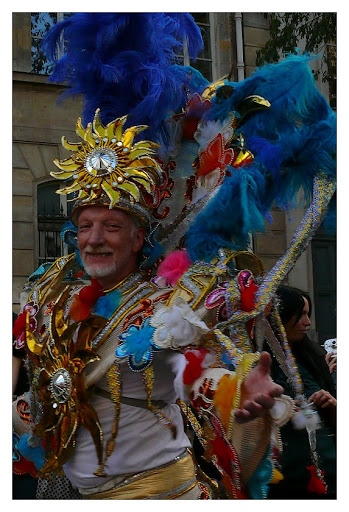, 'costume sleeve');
180,346,292,499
